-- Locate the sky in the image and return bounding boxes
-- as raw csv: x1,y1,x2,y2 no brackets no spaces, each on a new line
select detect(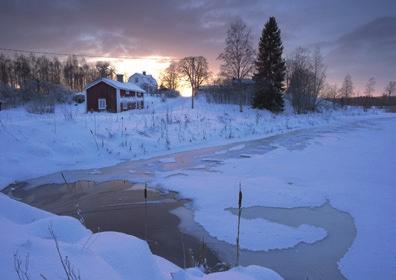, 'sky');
0,0,395,95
